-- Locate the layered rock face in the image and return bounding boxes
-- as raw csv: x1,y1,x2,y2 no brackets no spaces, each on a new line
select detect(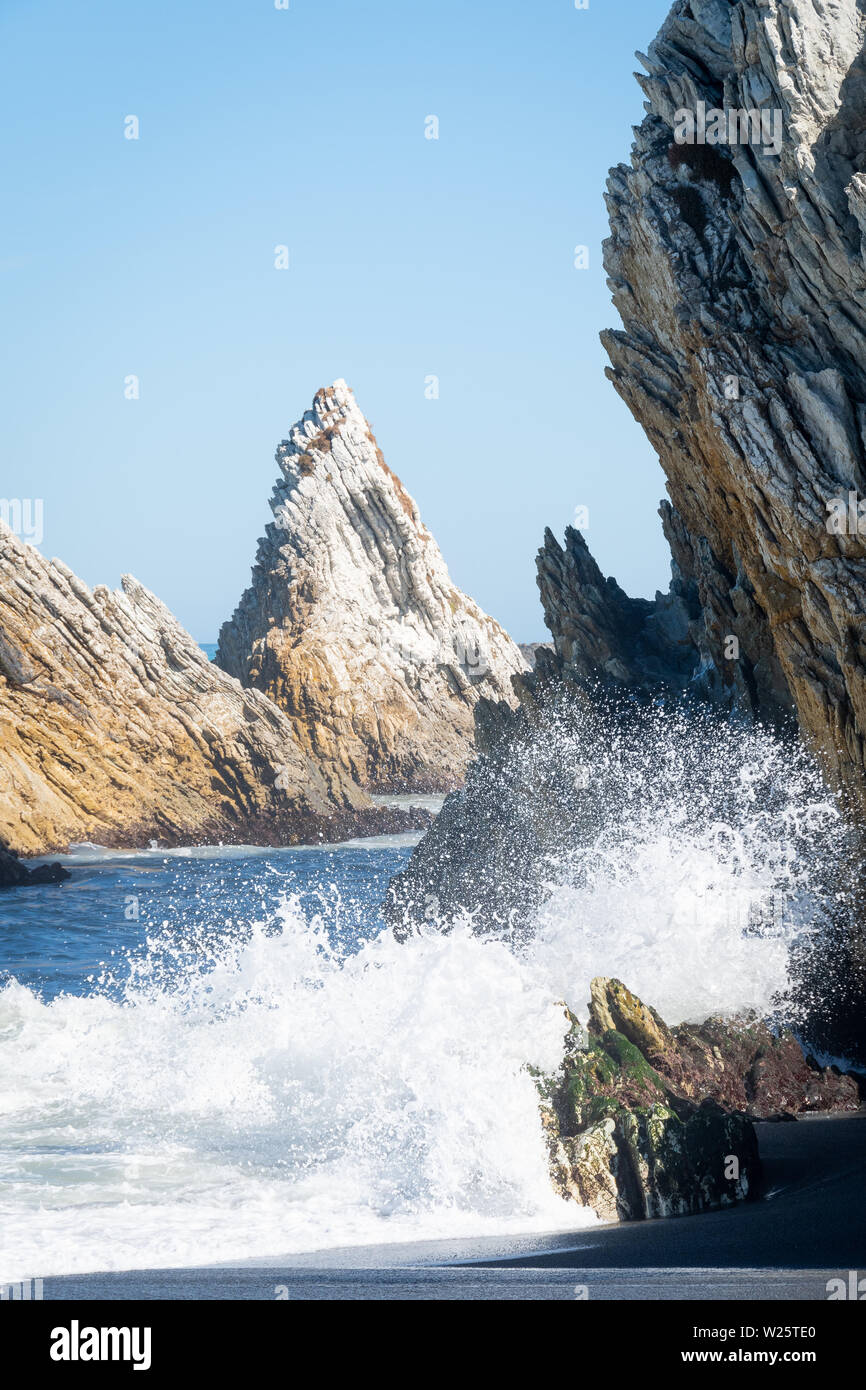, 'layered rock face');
216,381,526,792
536,524,708,697
0,522,388,856
390,0,866,1059
596,0,866,810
